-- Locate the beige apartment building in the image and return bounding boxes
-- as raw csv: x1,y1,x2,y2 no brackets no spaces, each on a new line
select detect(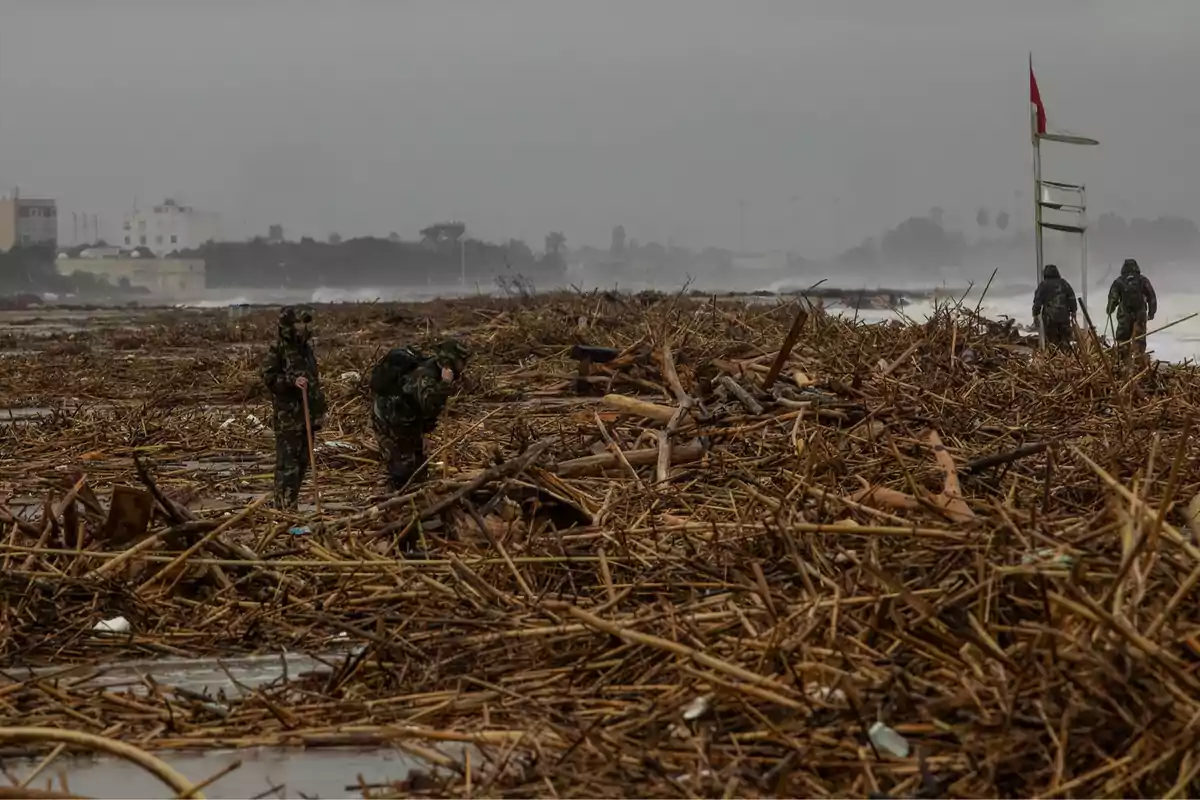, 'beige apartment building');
58,256,206,296
0,194,58,251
